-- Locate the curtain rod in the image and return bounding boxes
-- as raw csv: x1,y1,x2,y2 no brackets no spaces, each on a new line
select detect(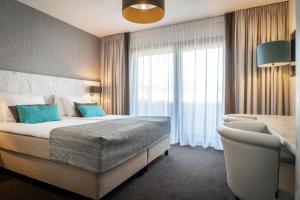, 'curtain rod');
132,1,288,35
228,1,289,14
102,1,288,38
